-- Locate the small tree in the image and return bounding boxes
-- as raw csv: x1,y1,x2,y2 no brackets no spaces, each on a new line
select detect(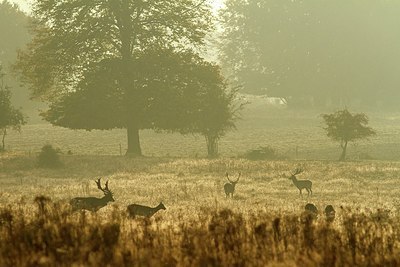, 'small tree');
176,63,244,158
0,65,26,151
321,109,376,161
